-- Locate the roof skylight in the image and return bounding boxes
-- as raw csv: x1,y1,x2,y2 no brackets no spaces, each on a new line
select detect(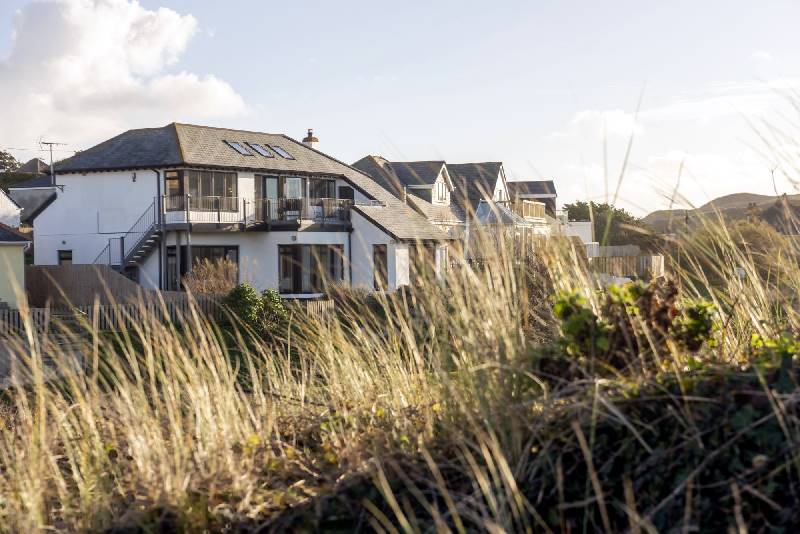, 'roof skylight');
247,142,274,157
224,140,253,156
269,145,295,160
